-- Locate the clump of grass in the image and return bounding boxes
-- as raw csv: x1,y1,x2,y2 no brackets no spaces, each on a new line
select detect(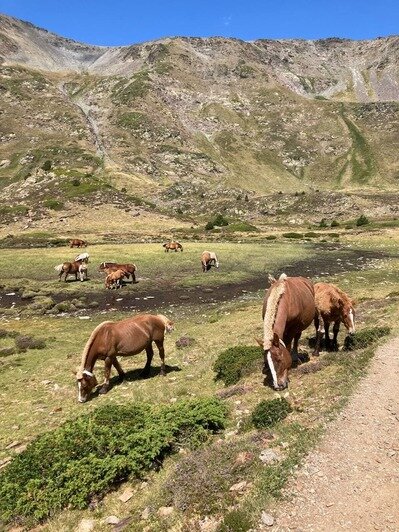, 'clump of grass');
356,214,370,227
251,398,292,429
43,199,64,211
0,347,16,357
343,326,390,350
218,509,253,531
282,232,303,239
213,345,262,386
0,398,226,526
